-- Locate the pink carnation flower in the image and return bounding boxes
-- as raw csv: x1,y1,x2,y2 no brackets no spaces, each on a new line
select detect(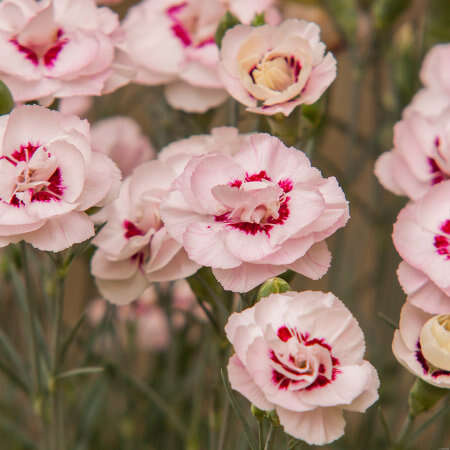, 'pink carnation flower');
393,181,450,299
91,160,199,305
115,0,228,113
225,291,379,445
221,0,280,25
160,133,349,292
392,302,450,388
375,89,450,200
219,19,337,116
420,43,450,96
0,105,120,251
0,0,120,104
91,116,155,177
